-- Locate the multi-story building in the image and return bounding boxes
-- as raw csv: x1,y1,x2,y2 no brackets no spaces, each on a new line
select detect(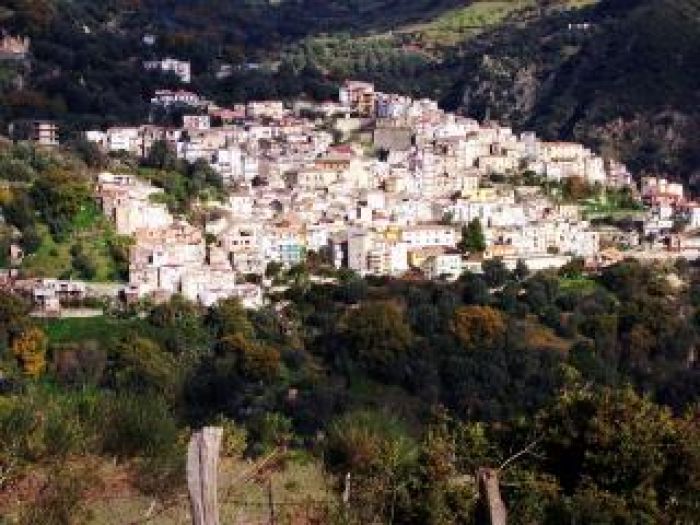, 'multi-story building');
32,121,58,147
144,58,191,83
339,80,376,117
